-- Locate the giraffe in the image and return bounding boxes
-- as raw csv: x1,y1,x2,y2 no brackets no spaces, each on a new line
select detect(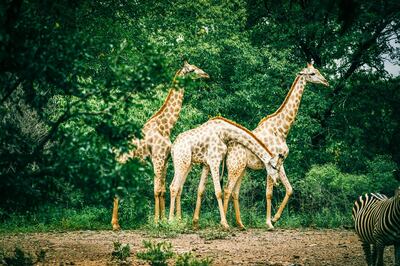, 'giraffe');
223,62,329,230
168,116,282,229
111,61,209,230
